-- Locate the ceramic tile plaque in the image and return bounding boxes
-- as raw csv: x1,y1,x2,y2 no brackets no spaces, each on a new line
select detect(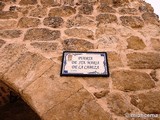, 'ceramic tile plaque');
60,51,109,77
